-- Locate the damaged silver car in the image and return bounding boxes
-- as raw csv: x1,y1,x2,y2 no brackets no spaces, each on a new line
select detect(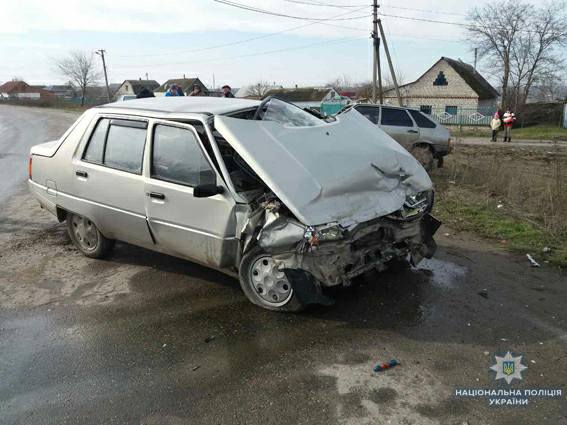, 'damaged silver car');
28,96,440,311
